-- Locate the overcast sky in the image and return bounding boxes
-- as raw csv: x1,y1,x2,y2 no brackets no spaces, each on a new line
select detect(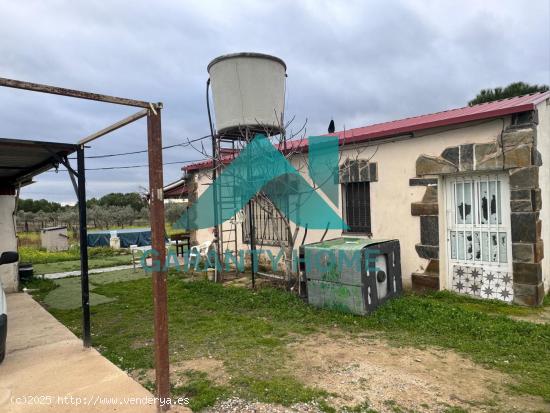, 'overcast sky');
1,0,549,204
